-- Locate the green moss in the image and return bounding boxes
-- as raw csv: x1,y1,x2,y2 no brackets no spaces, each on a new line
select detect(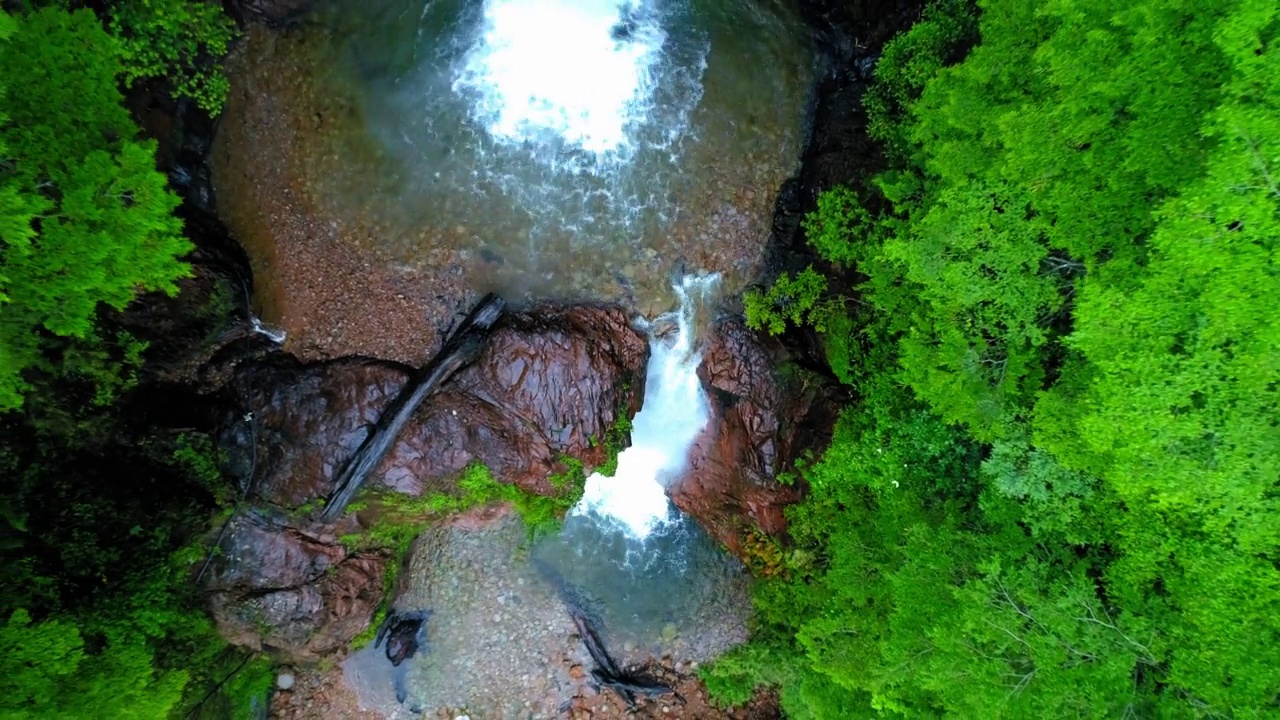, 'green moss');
595,408,632,478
